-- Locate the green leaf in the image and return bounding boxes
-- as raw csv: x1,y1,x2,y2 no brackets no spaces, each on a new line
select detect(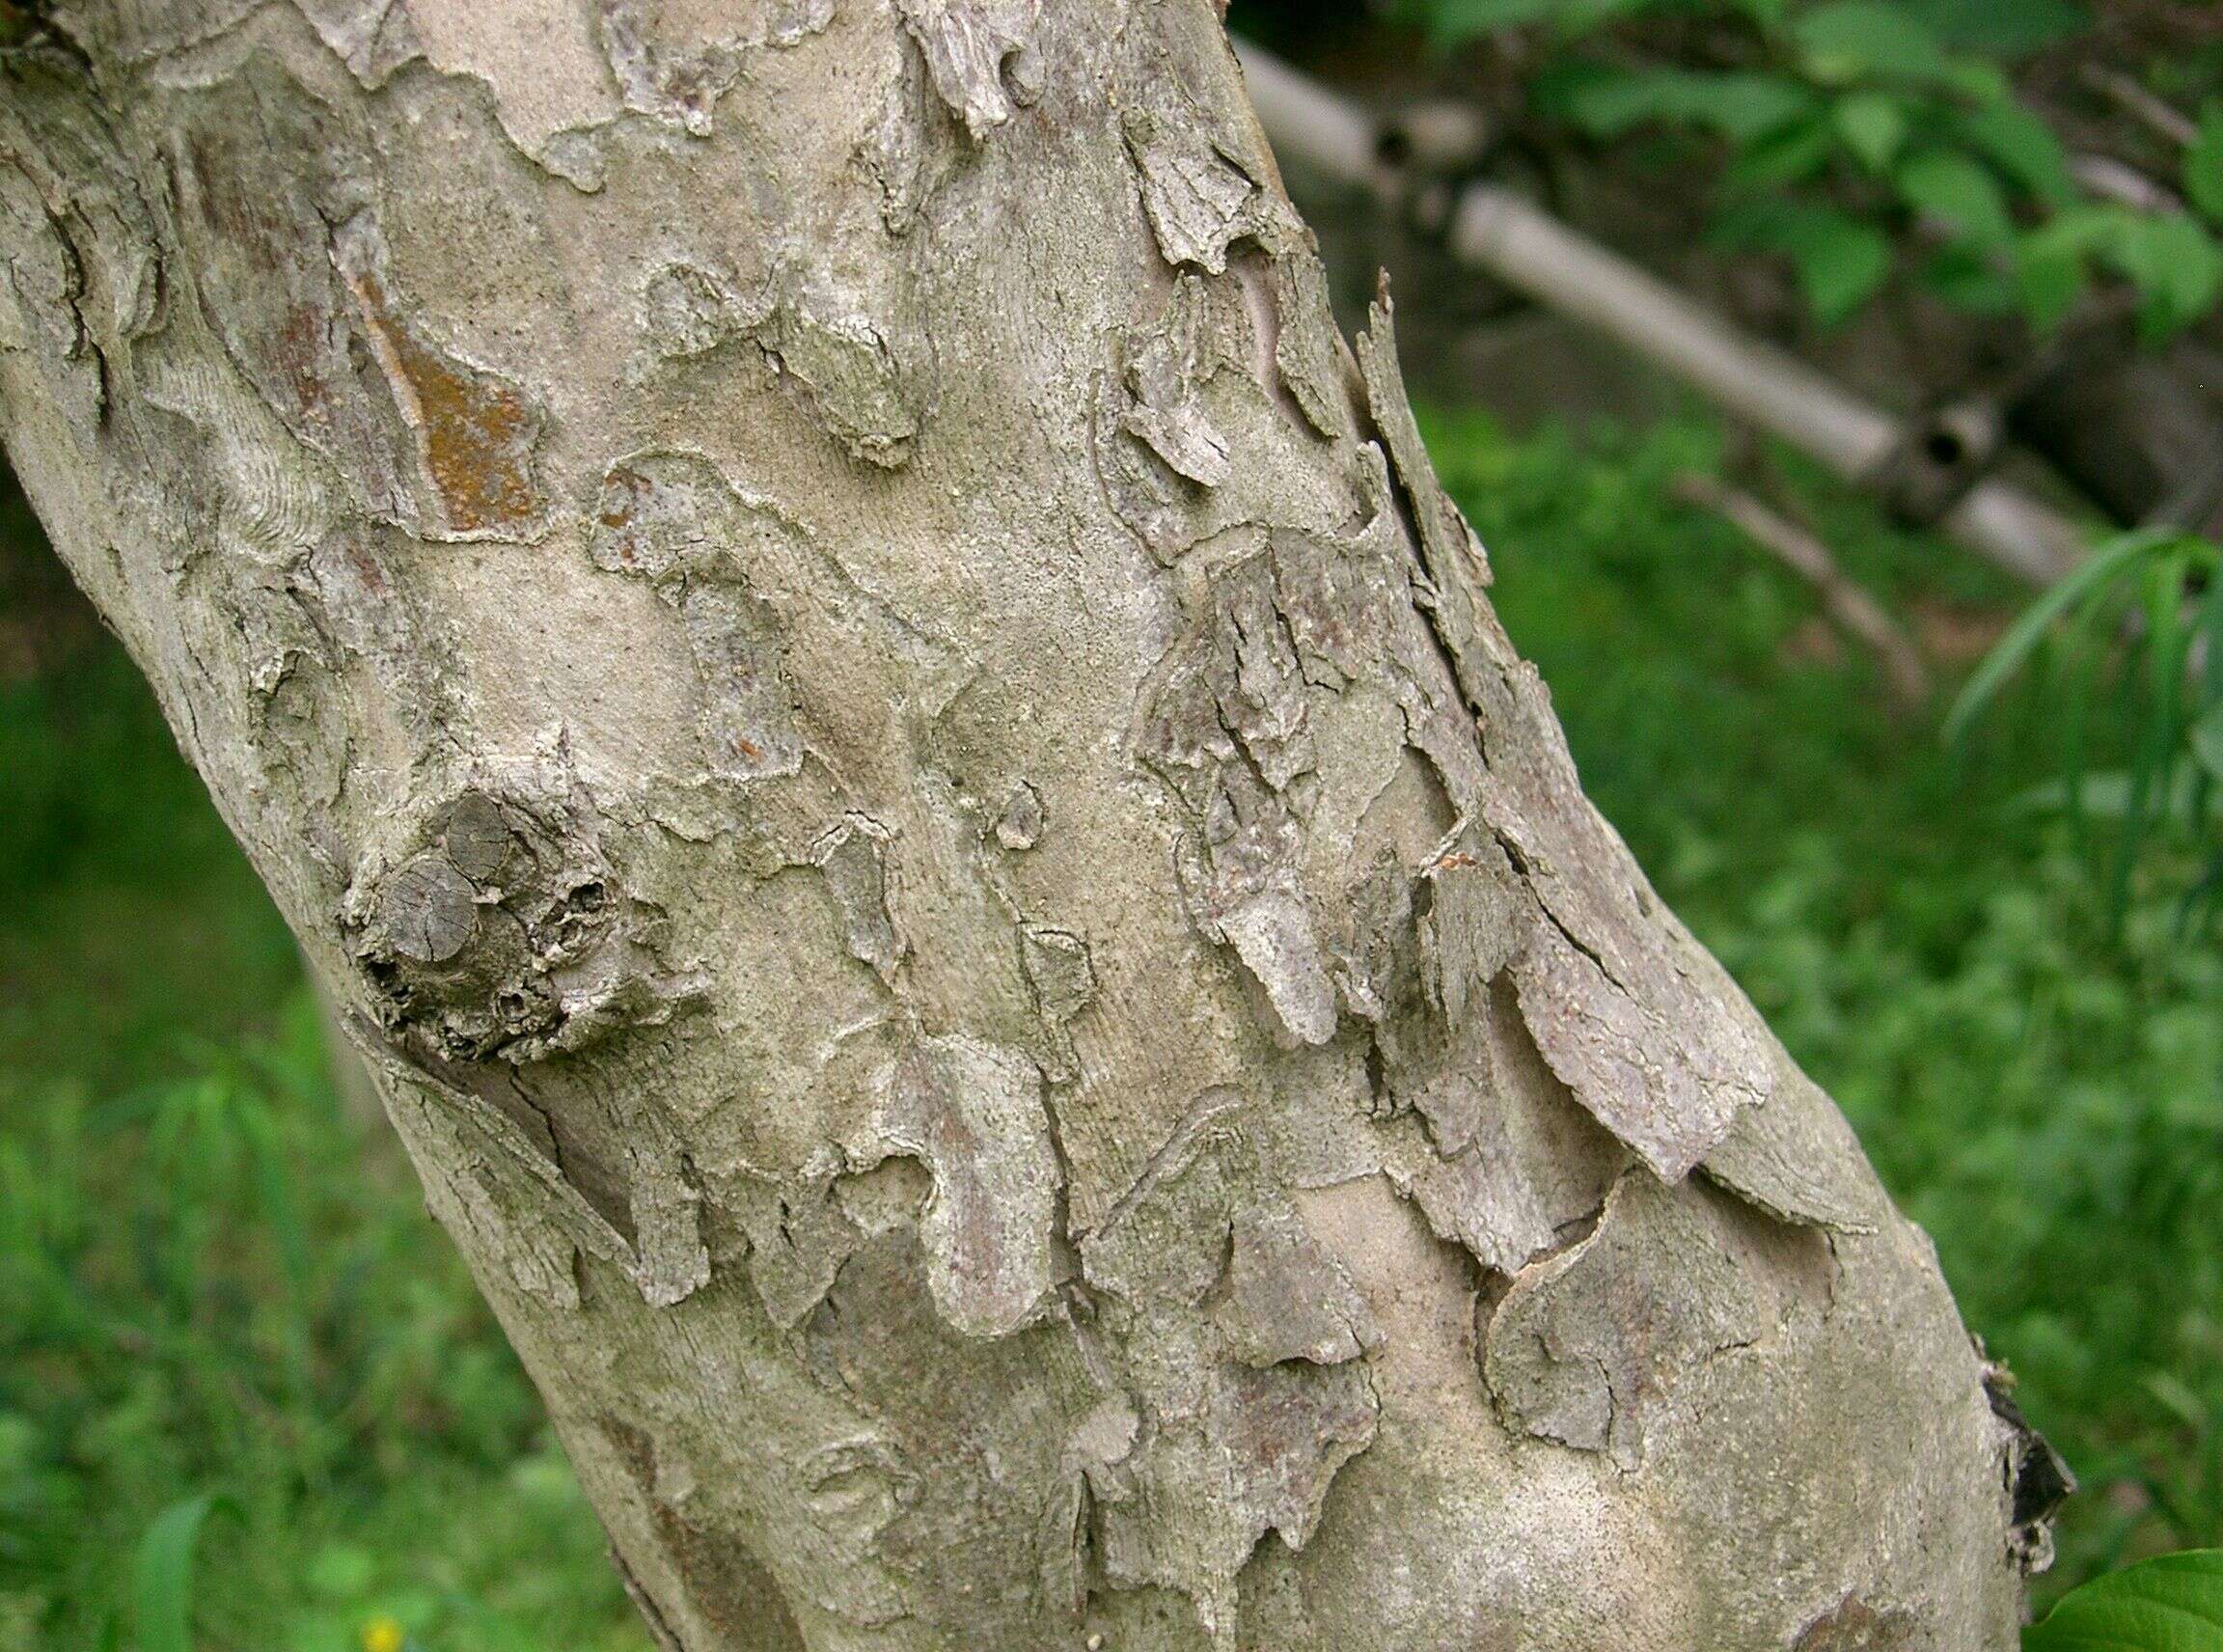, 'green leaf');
2110,548,2198,923
2186,101,2223,226
2011,204,2122,329
1715,197,1896,322
131,1495,221,1652
1944,530,2169,747
1416,0,1547,40
1793,1,1954,84
1898,148,2016,248
2015,770,2223,822
1898,0,2089,55
1724,115,1838,189
2193,702,2223,783
1416,0,1654,43
1701,74,1818,143
2099,212,2223,342
1802,221,1895,322
306,1542,378,1601
1943,58,2015,105
1557,68,1812,142
2013,226,2089,331
1957,99,2077,206
1551,69,1662,136
2023,1548,2223,1650
1779,206,1896,322
2197,542,2223,713
1923,241,2014,313
1833,92,1908,171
